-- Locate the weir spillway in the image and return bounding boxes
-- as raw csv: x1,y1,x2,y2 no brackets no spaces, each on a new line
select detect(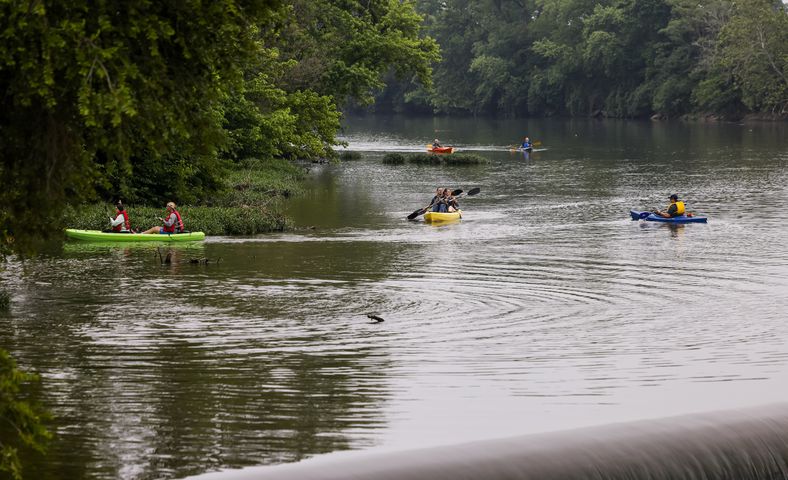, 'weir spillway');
184,404,788,480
